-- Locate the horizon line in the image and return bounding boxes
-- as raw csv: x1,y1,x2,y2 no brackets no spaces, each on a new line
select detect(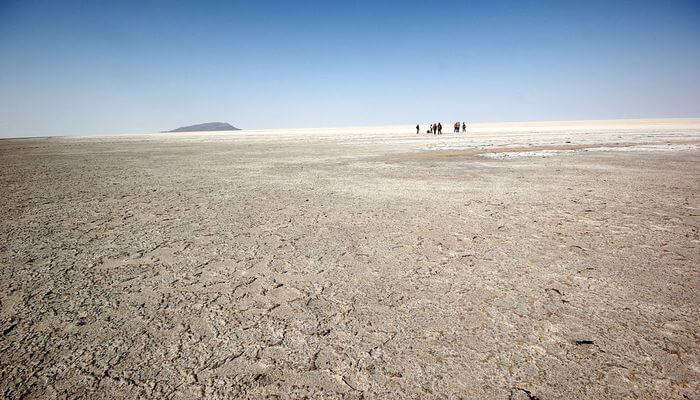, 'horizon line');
2,116,700,140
